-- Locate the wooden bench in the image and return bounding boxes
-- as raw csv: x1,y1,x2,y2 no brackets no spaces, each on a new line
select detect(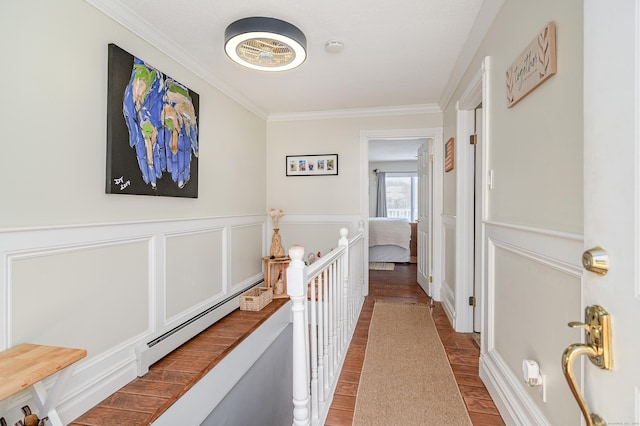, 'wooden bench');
0,344,86,426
